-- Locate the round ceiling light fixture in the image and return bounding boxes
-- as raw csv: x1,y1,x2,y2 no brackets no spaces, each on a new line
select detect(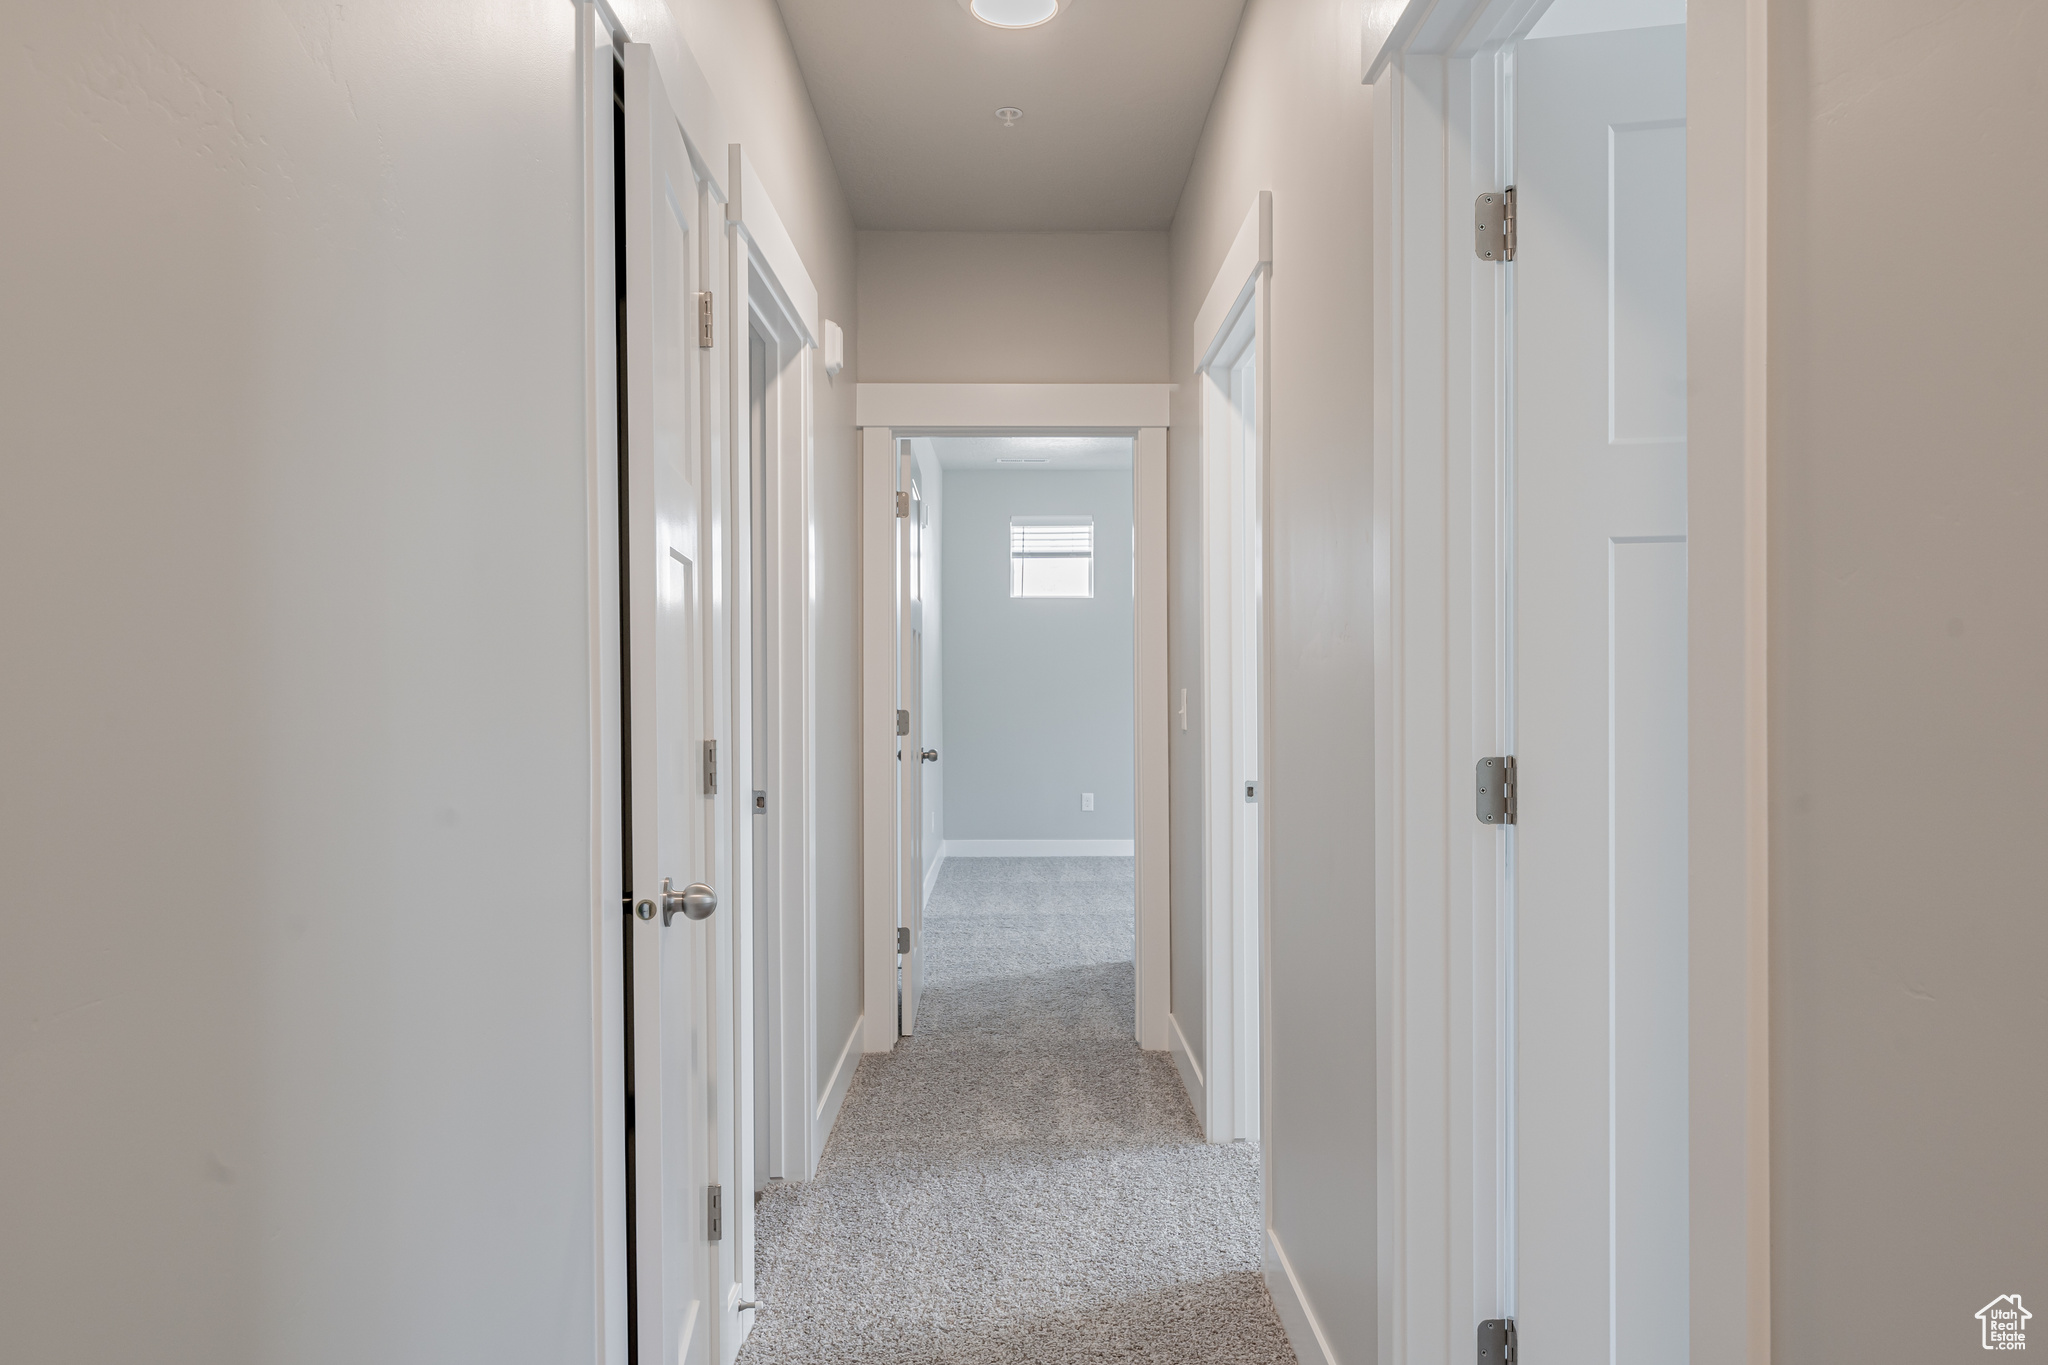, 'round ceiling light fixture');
960,0,1066,29
995,107,1023,126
